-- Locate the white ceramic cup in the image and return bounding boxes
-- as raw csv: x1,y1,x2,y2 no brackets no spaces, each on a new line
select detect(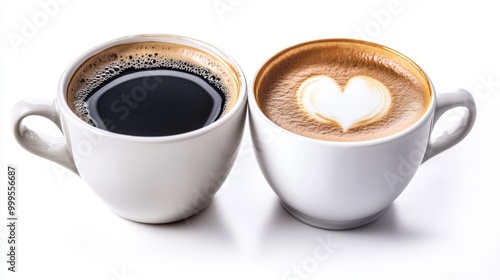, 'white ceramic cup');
249,39,476,230
11,34,247,224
